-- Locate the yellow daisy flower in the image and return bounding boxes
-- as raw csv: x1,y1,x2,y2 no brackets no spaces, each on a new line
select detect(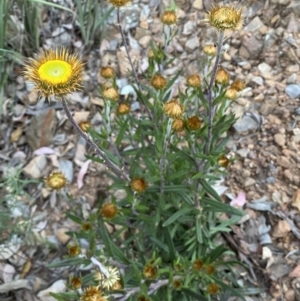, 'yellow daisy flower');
23,48,84,98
